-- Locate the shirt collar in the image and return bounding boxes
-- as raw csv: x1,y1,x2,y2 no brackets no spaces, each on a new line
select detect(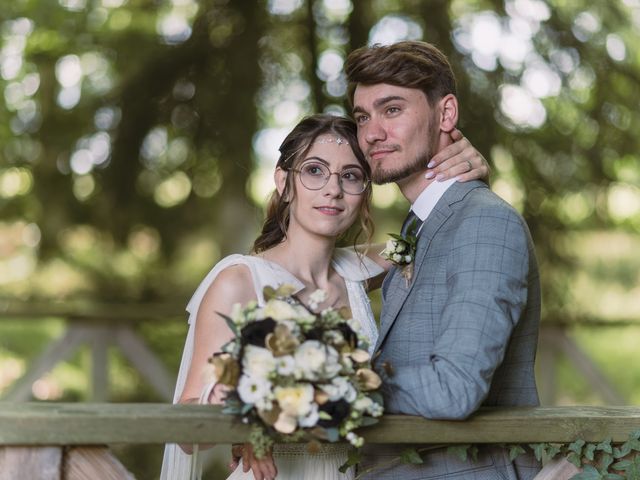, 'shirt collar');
411,178,456,224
